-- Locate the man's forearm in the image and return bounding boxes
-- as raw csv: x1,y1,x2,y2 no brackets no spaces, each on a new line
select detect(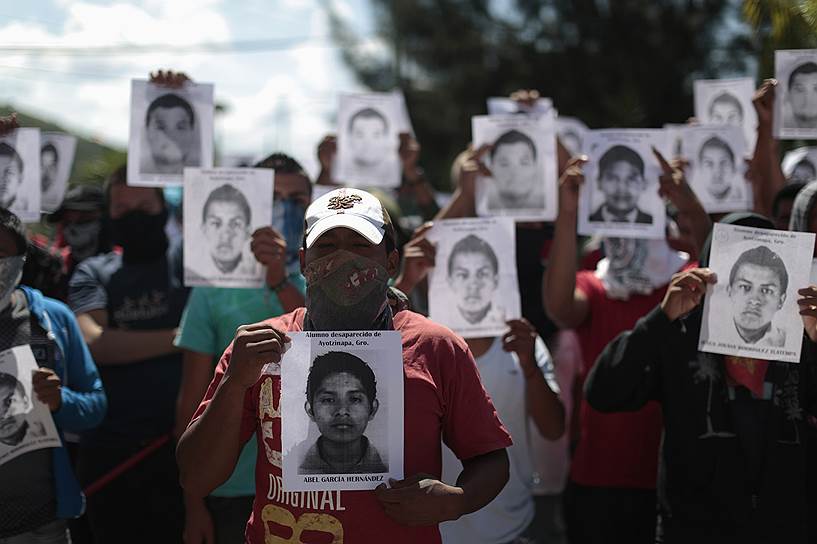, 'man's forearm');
90,328,178,365
434,187,475,220
526,371,566,440
543,211,580,327
455,449,509,516
177,375,248,497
